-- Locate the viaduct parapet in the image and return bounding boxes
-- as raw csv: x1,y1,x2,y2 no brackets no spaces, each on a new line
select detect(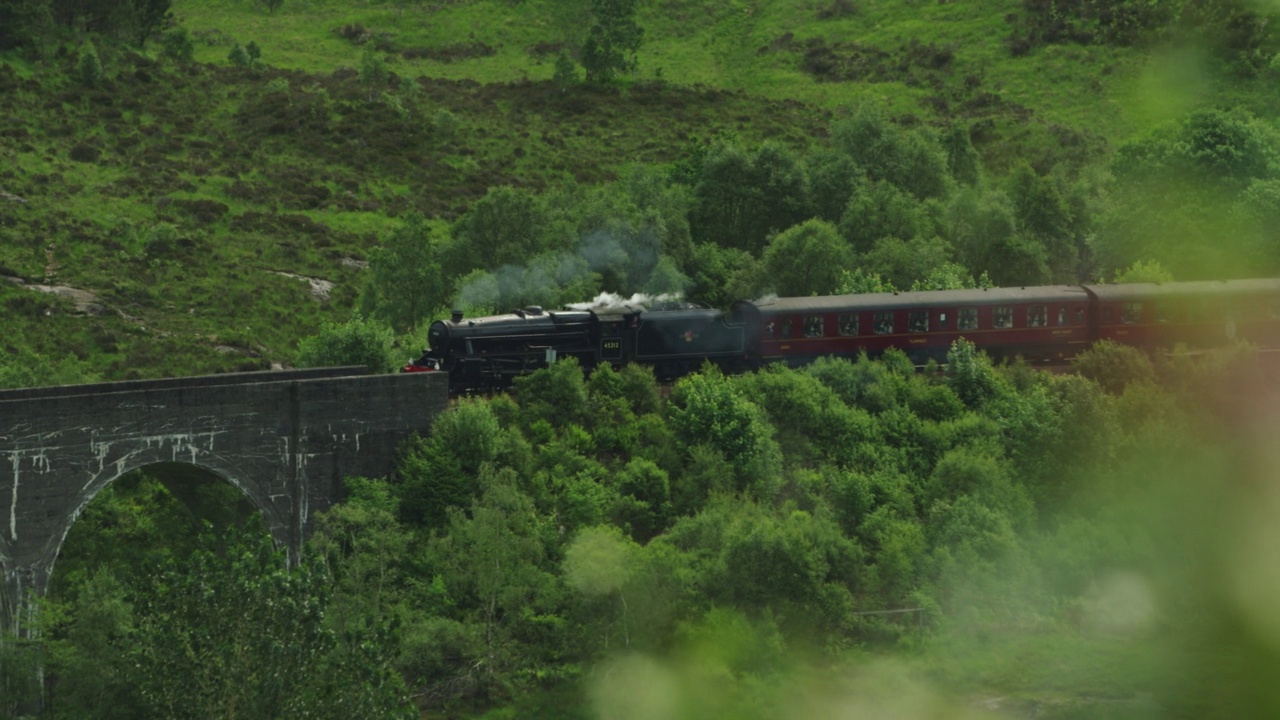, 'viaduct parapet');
0,367,449,634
